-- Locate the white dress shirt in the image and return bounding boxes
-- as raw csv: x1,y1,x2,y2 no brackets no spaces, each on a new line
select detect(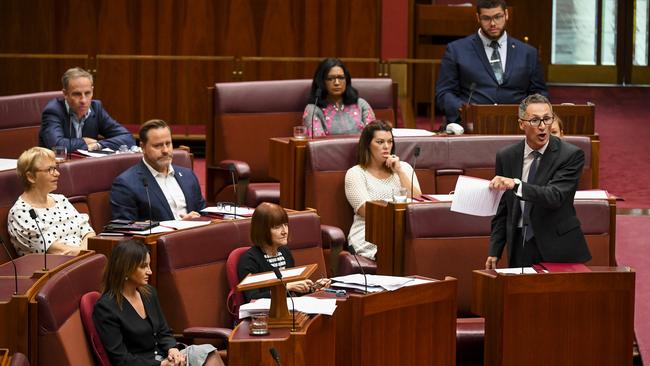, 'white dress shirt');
516,140,549,227
142,158,188,220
